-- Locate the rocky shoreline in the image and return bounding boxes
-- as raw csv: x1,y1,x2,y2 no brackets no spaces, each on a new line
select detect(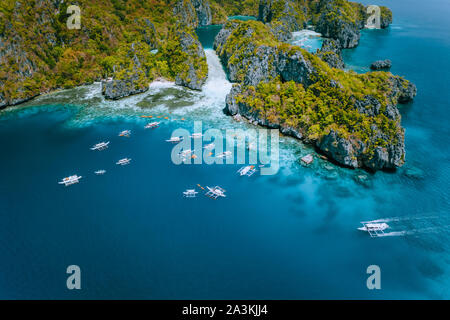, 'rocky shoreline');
216,16,416,171
0,0,418,172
